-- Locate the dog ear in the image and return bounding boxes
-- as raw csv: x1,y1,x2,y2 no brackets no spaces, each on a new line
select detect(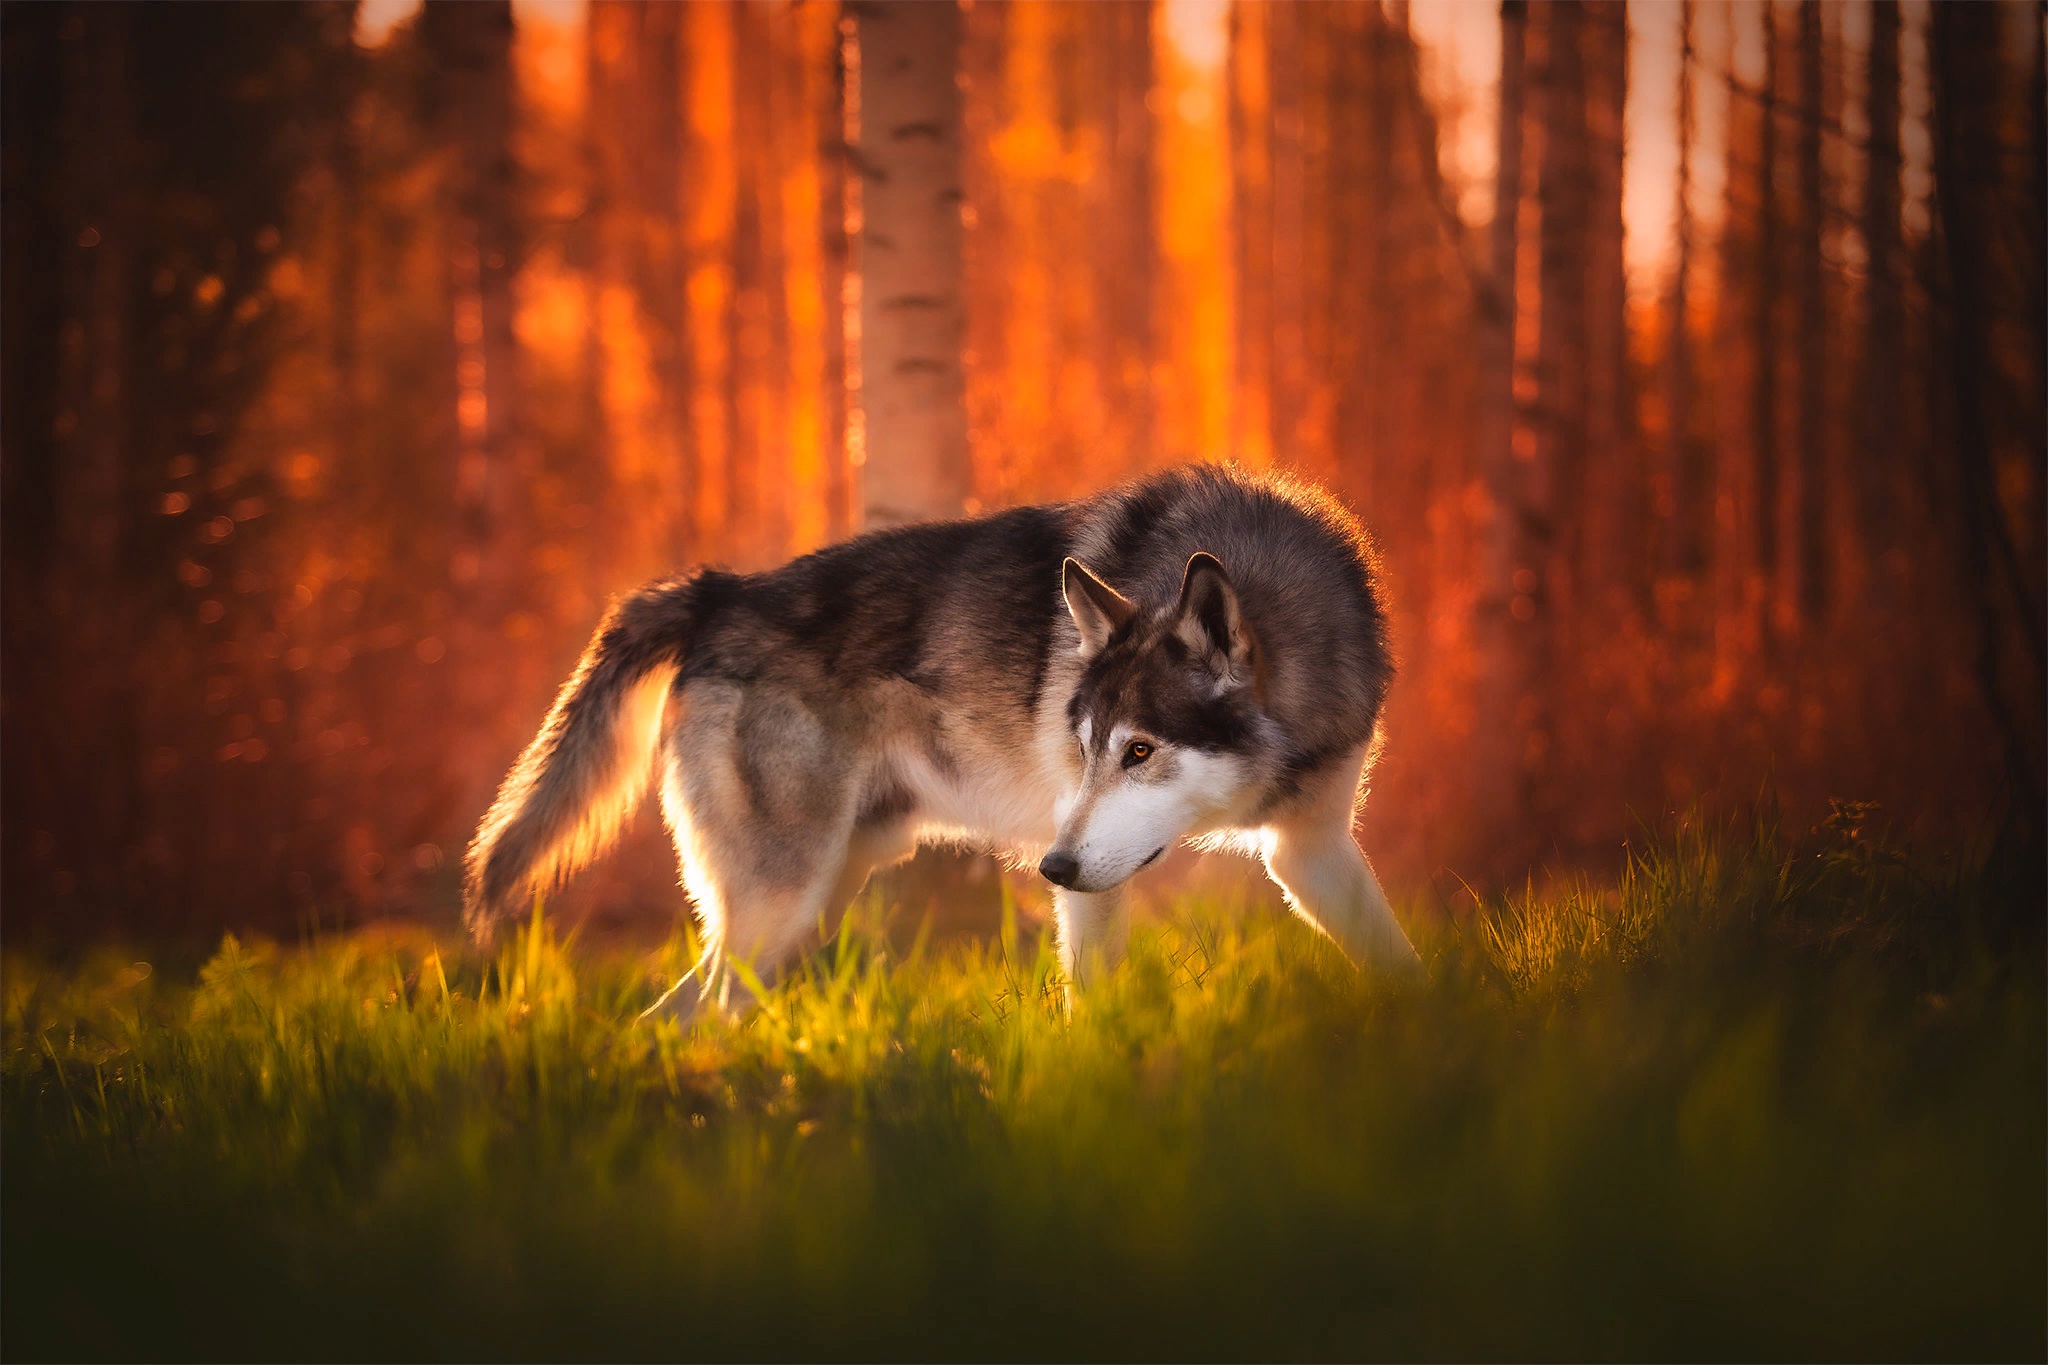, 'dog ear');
1172,552,1254,691
1063,557,1135,658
